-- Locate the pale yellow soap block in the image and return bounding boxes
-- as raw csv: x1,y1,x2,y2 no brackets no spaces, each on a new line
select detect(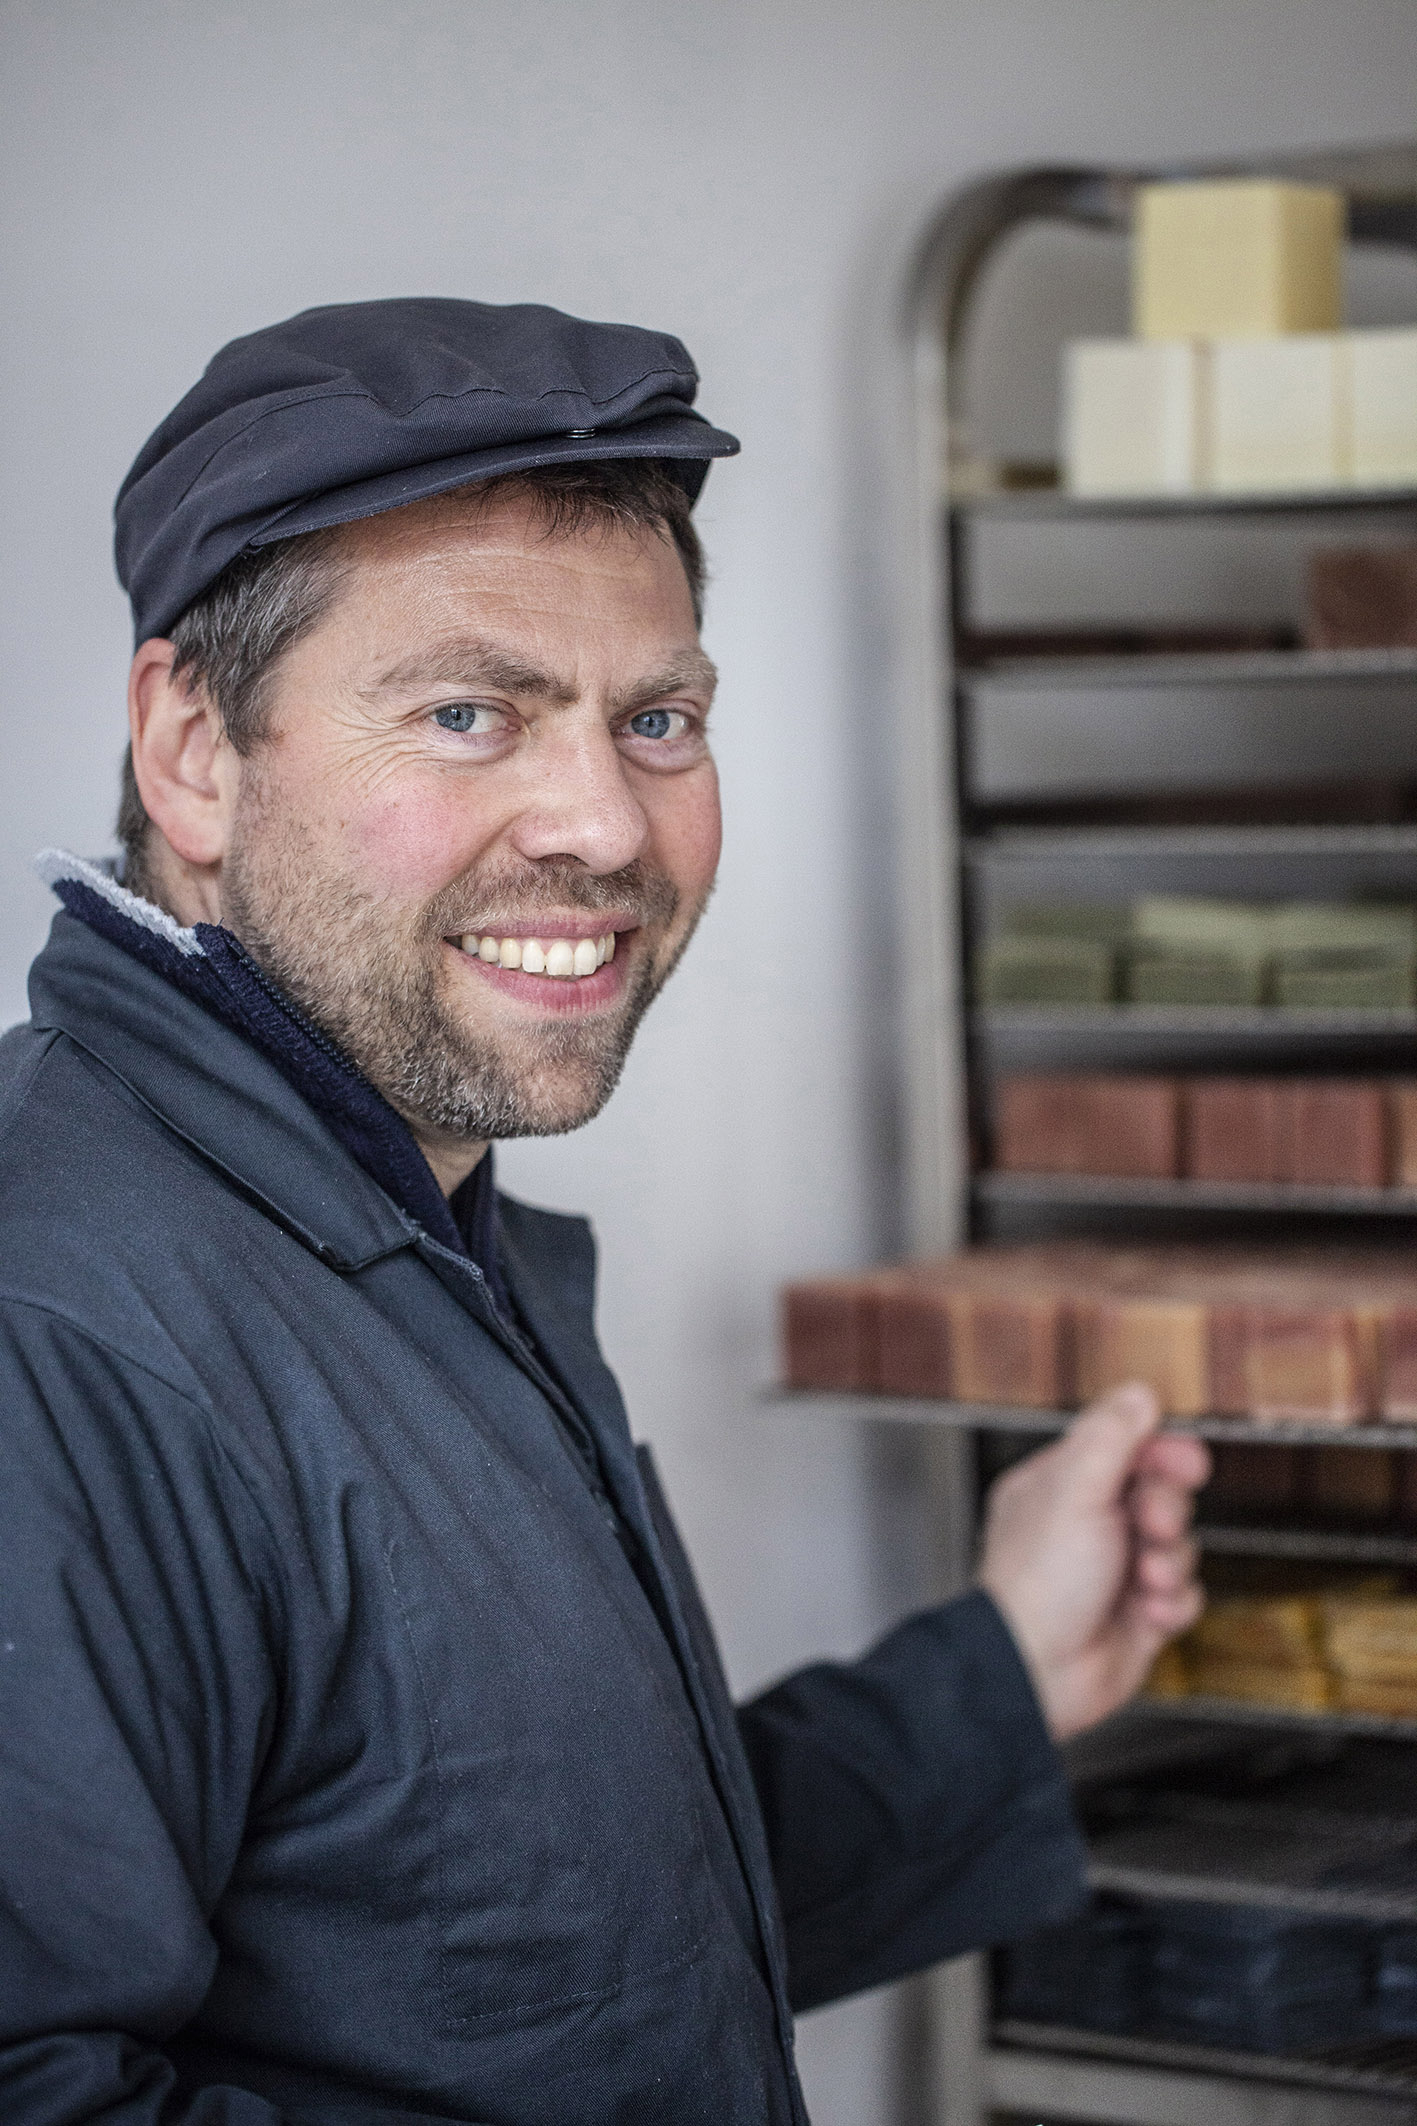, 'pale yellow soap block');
1208,334,1347,493
1350,328,1417,487
1134,180,1343,341
1062,338,1203,496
